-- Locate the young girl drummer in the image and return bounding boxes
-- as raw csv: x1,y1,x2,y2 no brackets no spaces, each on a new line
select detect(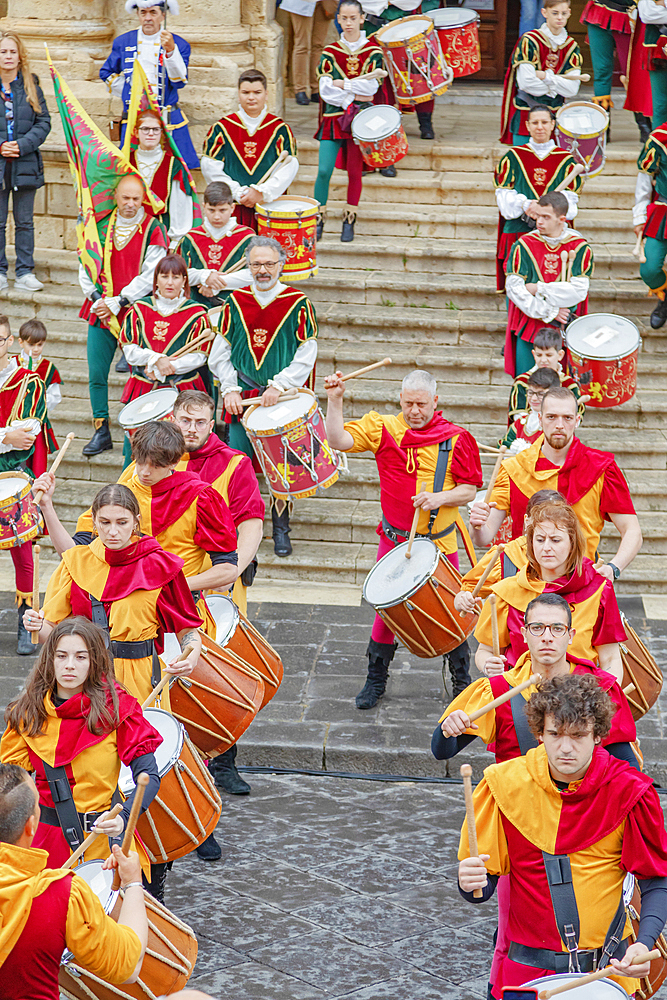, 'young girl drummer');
314,0,383,243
